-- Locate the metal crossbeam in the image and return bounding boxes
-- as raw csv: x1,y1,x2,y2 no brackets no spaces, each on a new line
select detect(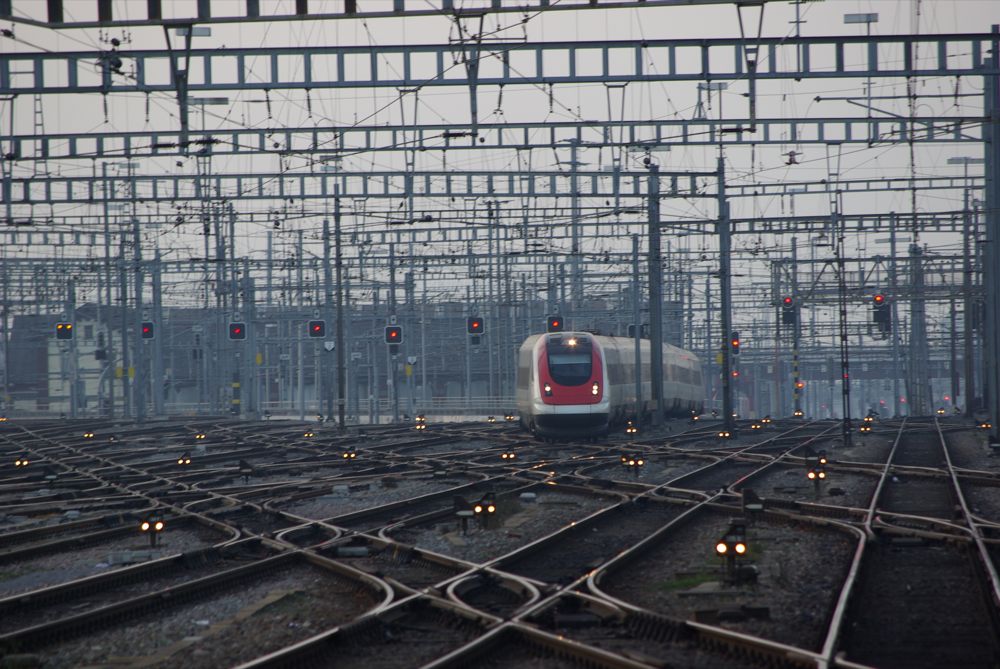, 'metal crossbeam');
725,175,985,198
2,116,982,162
728,210,972,235
3,34,996,95
3,168,982,207
1,0,762,30
4,168,717,205
0,209,973,247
